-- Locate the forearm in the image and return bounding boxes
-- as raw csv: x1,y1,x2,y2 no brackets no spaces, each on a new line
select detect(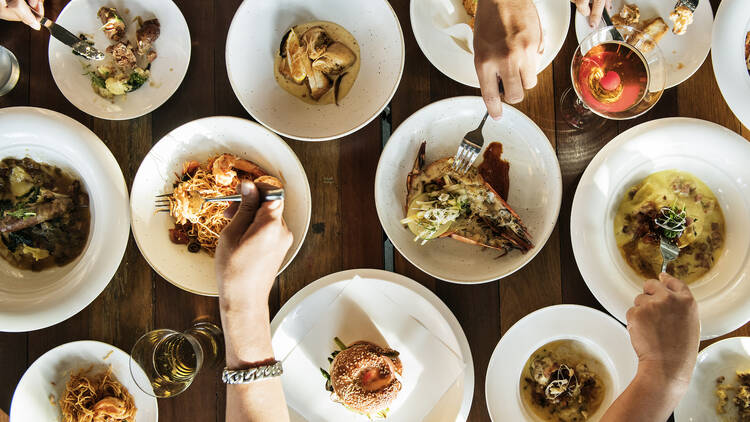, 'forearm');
601,365,688,422
221,300,290,422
